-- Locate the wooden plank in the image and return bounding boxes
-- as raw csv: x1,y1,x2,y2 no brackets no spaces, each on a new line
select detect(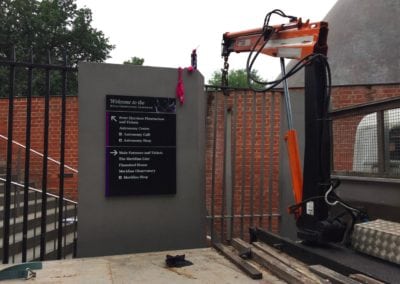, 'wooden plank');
252,241,329,283
213,243,262,280
232,238,318,284
309,265,361,284
349,274,385,284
